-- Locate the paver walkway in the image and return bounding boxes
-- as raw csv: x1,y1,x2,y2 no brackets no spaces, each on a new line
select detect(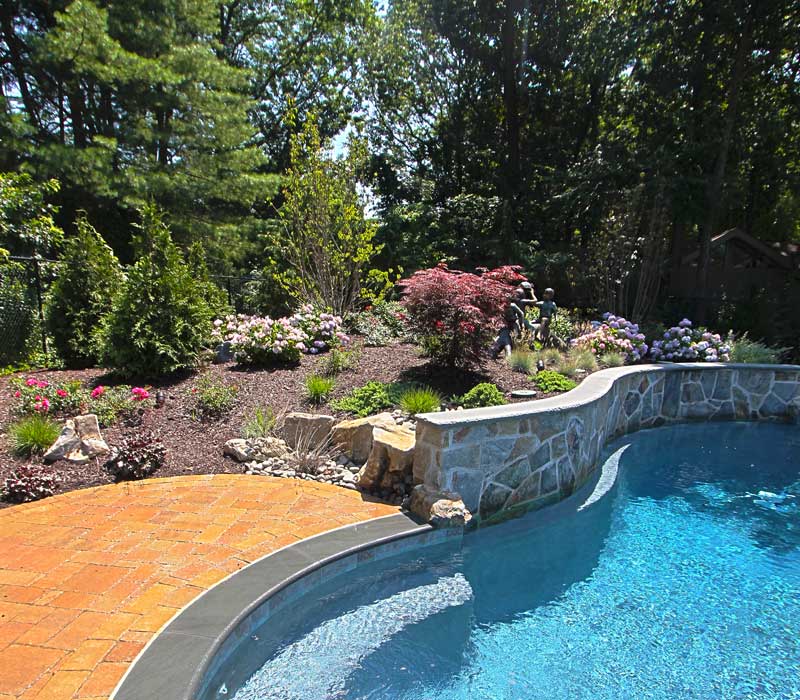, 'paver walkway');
0,475,397,699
